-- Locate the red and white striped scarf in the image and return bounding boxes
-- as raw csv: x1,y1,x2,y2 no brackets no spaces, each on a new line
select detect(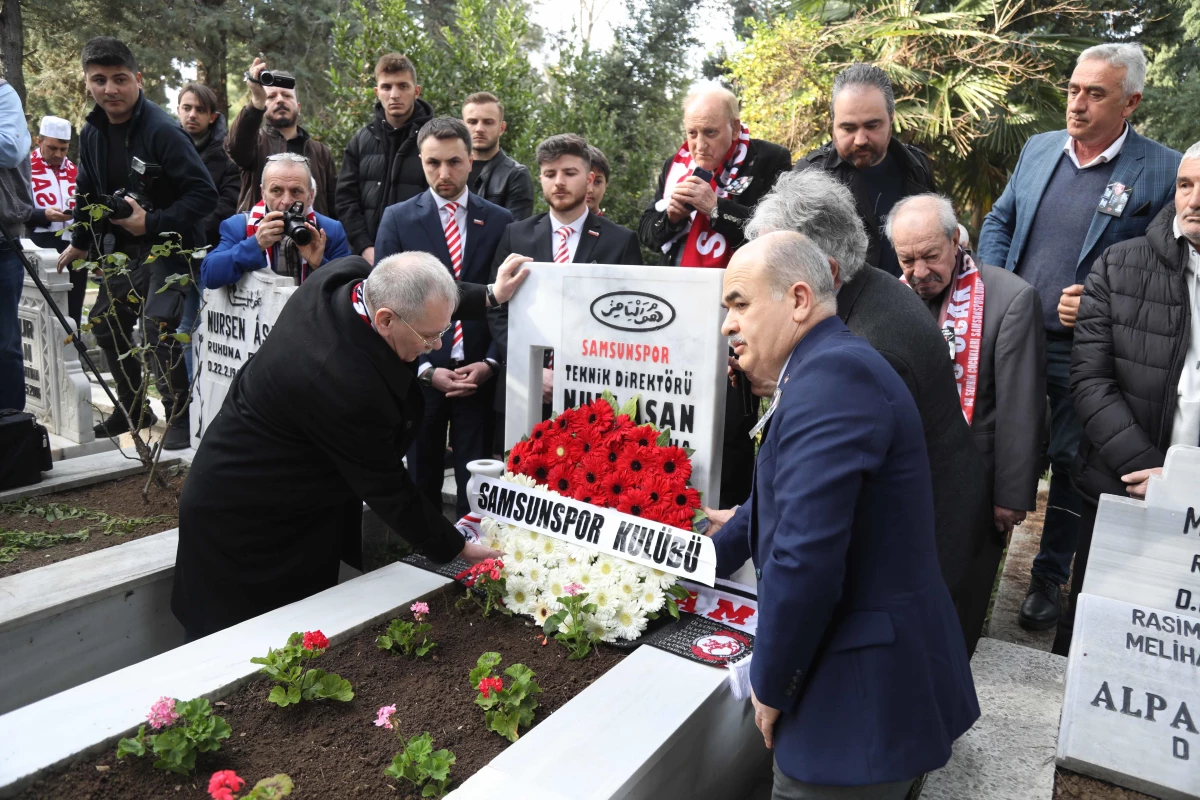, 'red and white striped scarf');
901,249,986,425
244,200,318,283
654,123,752,268
29,148,77,237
